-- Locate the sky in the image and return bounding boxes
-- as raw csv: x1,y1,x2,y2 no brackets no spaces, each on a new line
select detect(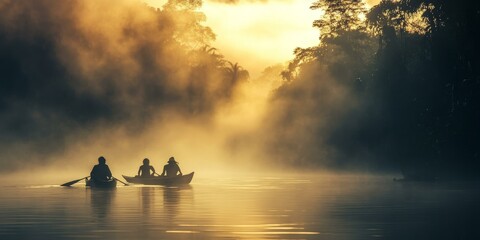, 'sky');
144,0,380,77
144,0,319,77
200,0,320,77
